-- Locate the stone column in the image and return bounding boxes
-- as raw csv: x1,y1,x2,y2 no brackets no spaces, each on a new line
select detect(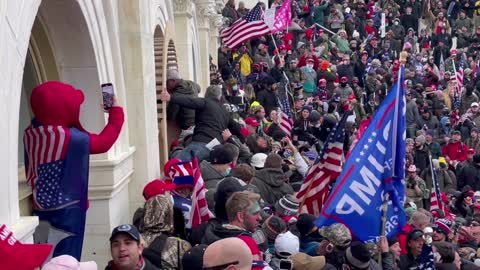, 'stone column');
209,14,223,69
173,0,196,82
196,0,217,92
